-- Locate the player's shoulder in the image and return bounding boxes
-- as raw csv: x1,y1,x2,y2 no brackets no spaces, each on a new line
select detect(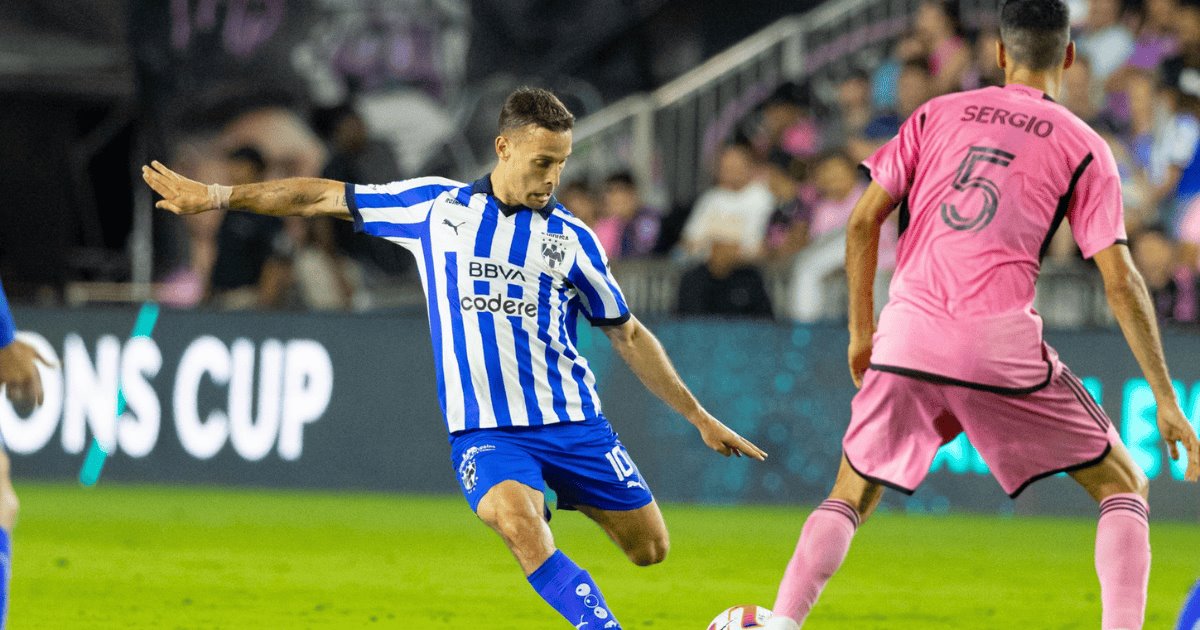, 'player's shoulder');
361,176,467,197
549,204,594,237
